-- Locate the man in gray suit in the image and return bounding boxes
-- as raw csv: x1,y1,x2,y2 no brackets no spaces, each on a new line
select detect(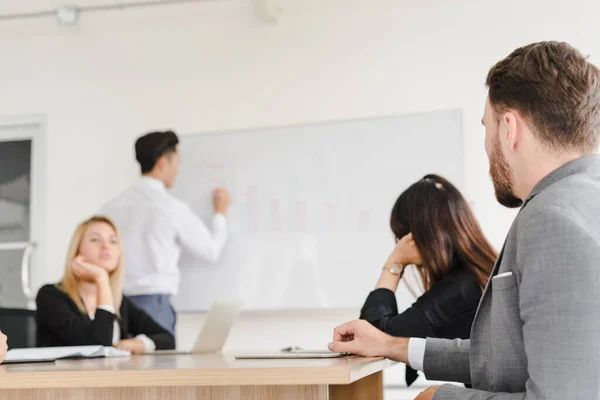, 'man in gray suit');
329,41,600,399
